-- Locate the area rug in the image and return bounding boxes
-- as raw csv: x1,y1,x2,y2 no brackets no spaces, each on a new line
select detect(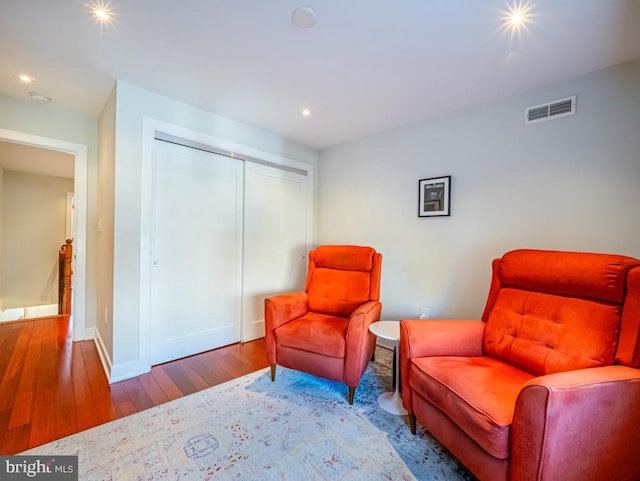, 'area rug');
24,347,477,480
